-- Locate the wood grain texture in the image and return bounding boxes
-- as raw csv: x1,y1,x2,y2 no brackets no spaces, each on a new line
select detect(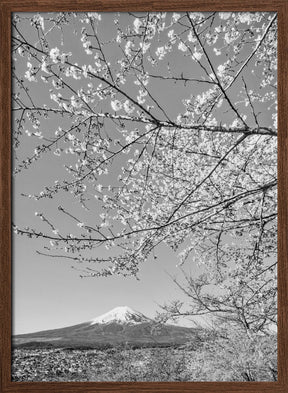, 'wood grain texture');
1,1,287,392
277,1,288,389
